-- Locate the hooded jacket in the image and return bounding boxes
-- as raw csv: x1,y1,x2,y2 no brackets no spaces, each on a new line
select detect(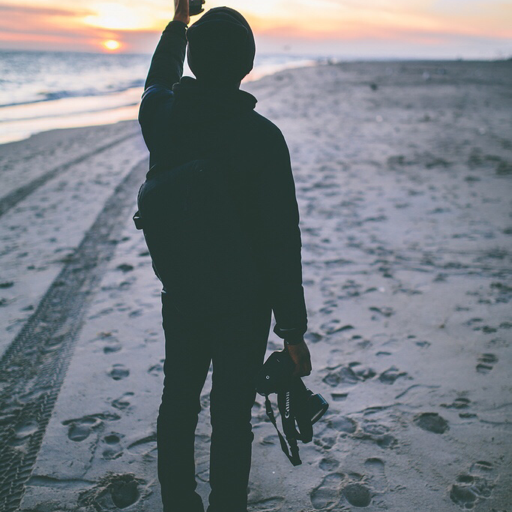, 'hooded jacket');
138,20,307,343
